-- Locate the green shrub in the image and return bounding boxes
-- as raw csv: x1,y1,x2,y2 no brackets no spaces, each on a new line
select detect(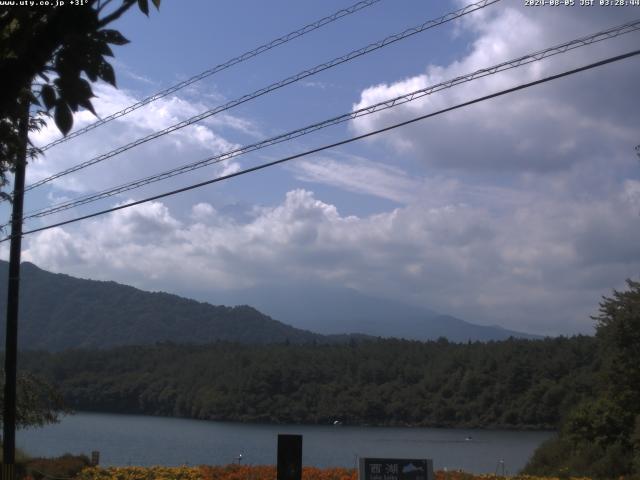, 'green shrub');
523,435,633,479
522,436,573,477
632,415,640,474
